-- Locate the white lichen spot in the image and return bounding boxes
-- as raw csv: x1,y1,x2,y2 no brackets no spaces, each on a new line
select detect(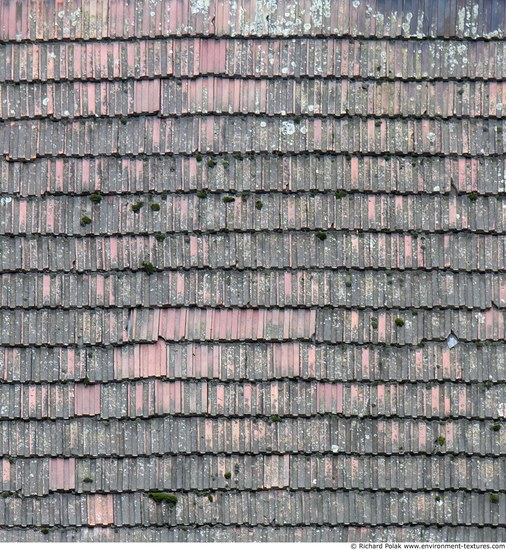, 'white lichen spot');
300,126,307,135
308,105,314,112
281,121,295,136
352,0,360,7
281,67,289,74
58,11,64,18
331,445,339,453
484,29,501,38
401,12,412,34
427,132,436,143
457,7,466,33
190,0,210,15
310,0,331,27
260,121,267,128
497,103,503,111
42,97,49,106
374,12,384,26
0,197,12,204
471,4,479,35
